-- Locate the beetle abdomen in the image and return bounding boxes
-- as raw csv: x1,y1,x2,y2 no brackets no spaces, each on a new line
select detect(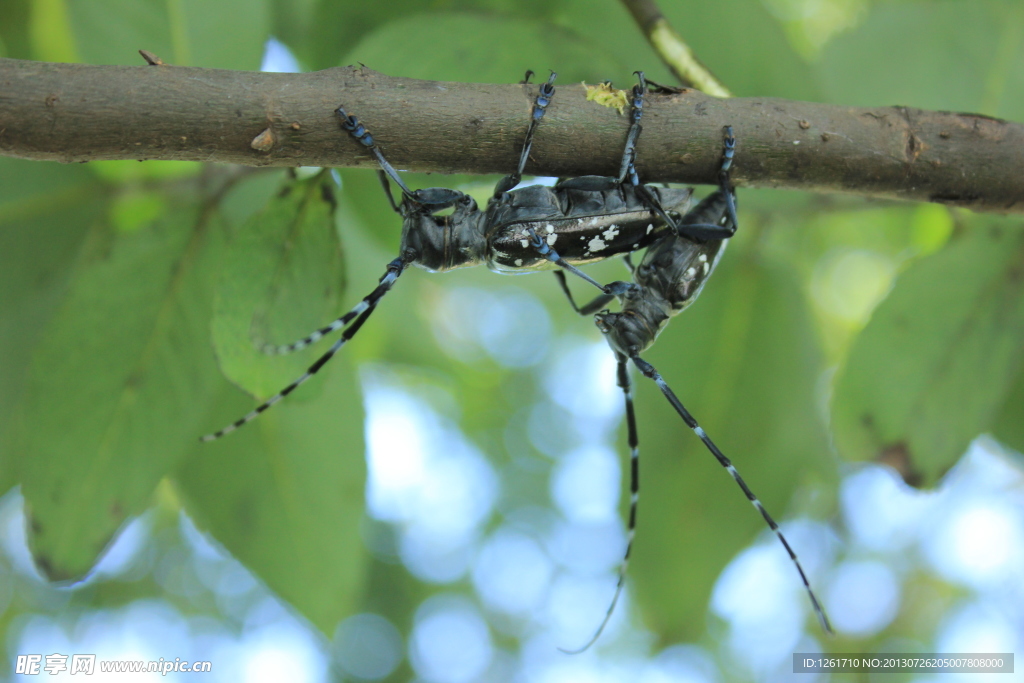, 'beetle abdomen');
486,211,669,273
